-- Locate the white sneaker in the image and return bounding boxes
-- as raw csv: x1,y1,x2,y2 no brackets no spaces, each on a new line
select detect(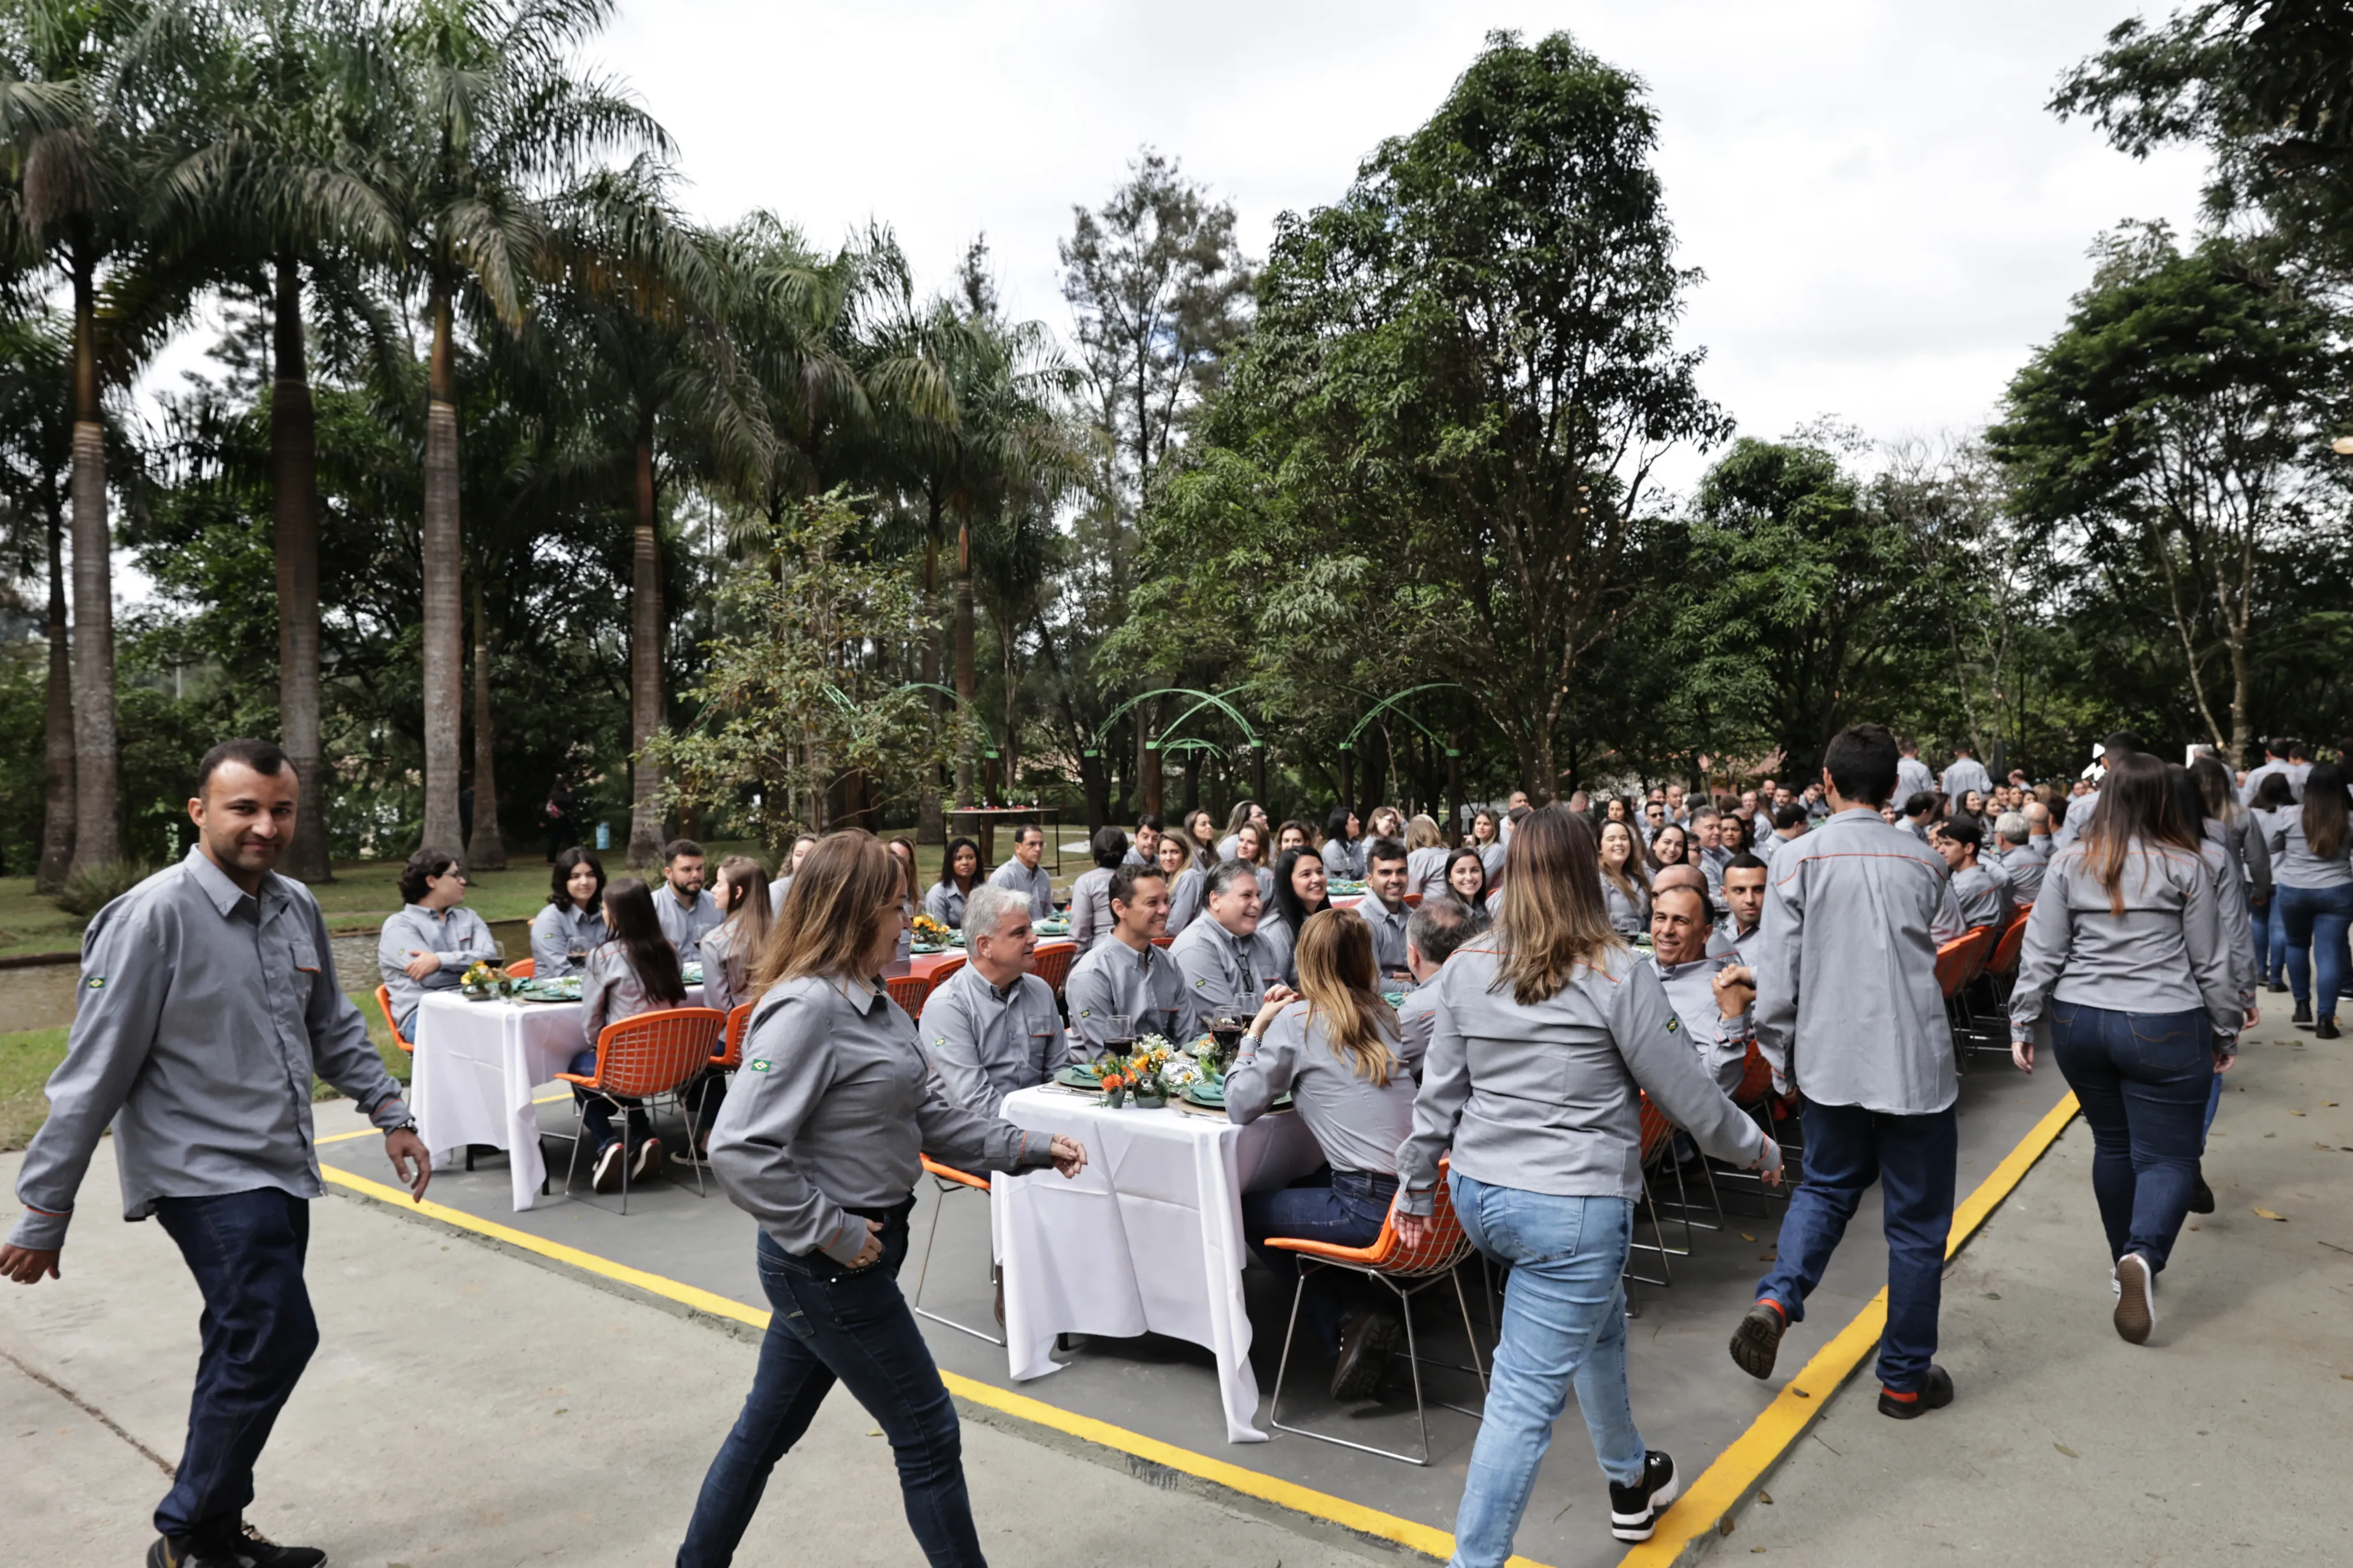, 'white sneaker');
2113,1252,2156,1344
